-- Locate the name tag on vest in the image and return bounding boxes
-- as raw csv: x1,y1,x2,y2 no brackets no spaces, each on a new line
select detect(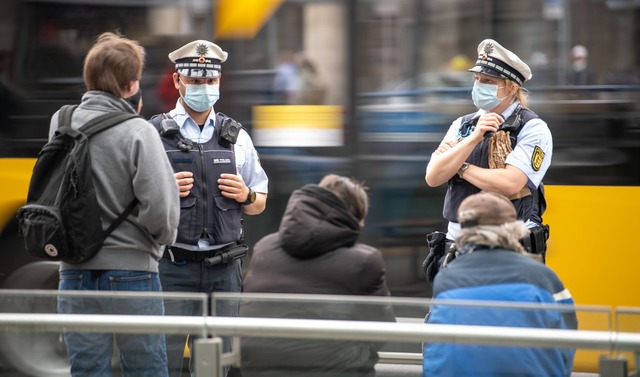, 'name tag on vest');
213,158,232,164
